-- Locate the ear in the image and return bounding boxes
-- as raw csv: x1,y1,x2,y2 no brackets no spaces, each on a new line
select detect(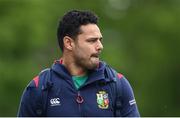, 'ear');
63,36,74,51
